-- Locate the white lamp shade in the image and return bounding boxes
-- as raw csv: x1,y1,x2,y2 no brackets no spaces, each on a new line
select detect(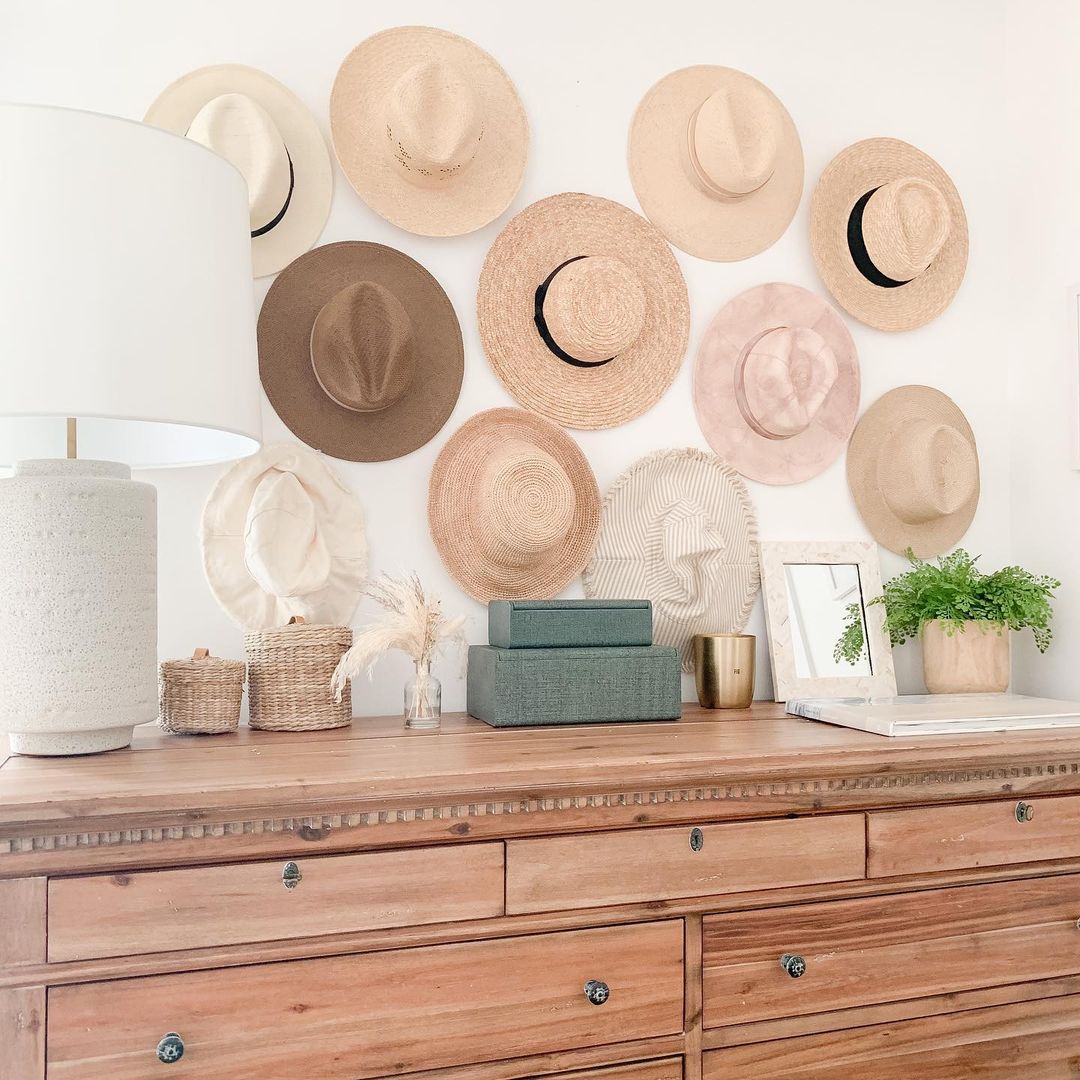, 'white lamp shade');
0,103,261,467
